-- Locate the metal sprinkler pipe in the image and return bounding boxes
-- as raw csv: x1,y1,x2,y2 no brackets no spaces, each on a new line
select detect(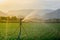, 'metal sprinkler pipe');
17,17,24,40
